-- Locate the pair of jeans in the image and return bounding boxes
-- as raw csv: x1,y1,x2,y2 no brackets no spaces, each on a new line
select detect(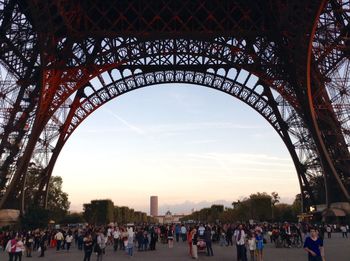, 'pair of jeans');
14,252,22,261
308,256,322,261
236,244,247,261
128,247,133,256
206,241,214,256
56,240,62,251
8,252,14,261
83,250,92,261
113,239,119,251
